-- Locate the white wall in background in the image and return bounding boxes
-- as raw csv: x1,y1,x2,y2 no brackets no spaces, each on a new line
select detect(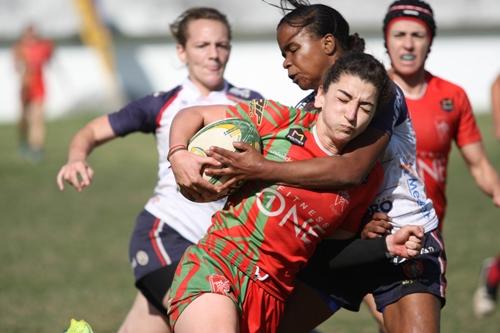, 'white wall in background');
1,36,499,123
